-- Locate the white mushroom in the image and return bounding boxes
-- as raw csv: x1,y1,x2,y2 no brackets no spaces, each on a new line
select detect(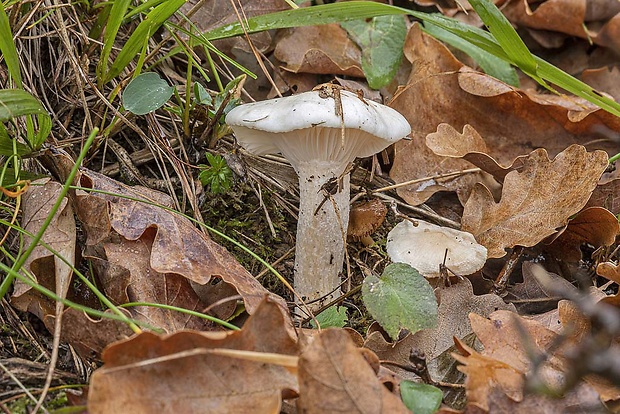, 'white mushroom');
386,220,487,278
226,89,411,311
